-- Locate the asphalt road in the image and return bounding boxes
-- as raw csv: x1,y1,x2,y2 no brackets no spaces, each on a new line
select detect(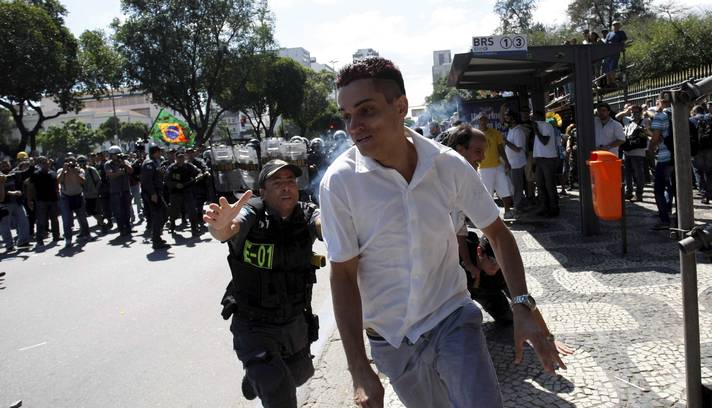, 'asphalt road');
0,225,333,408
